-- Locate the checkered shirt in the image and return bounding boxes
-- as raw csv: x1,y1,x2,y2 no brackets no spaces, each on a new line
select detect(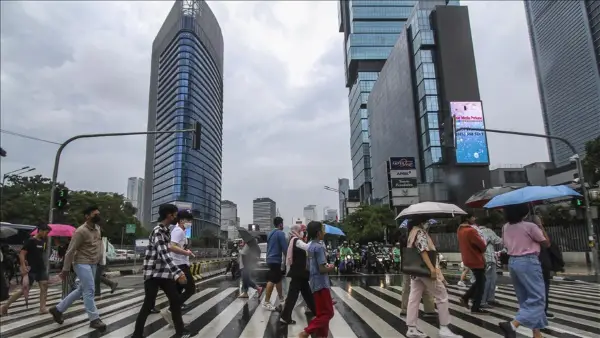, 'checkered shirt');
479,226,503,264
142,223,183,281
